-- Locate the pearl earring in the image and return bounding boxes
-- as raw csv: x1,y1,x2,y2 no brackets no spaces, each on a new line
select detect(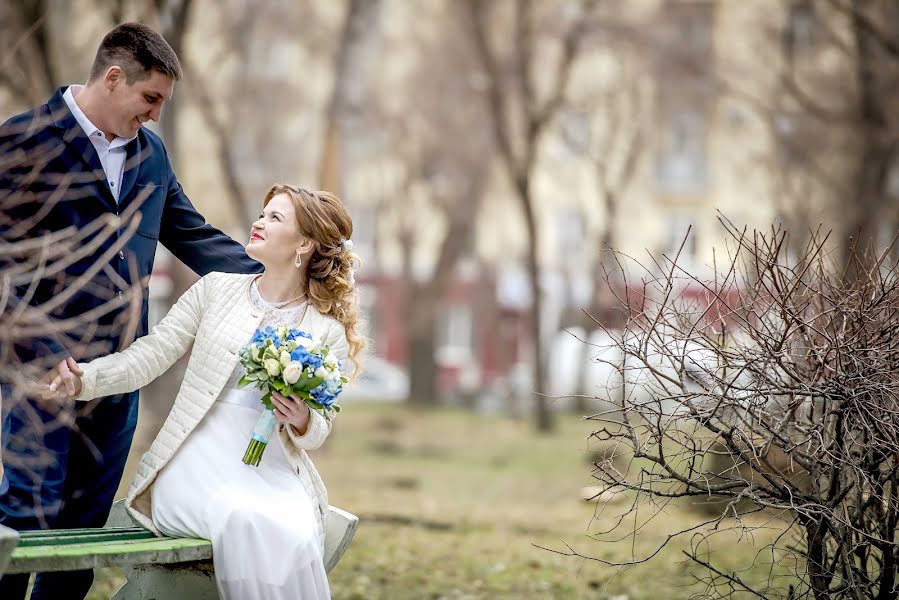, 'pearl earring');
295,253,302,269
